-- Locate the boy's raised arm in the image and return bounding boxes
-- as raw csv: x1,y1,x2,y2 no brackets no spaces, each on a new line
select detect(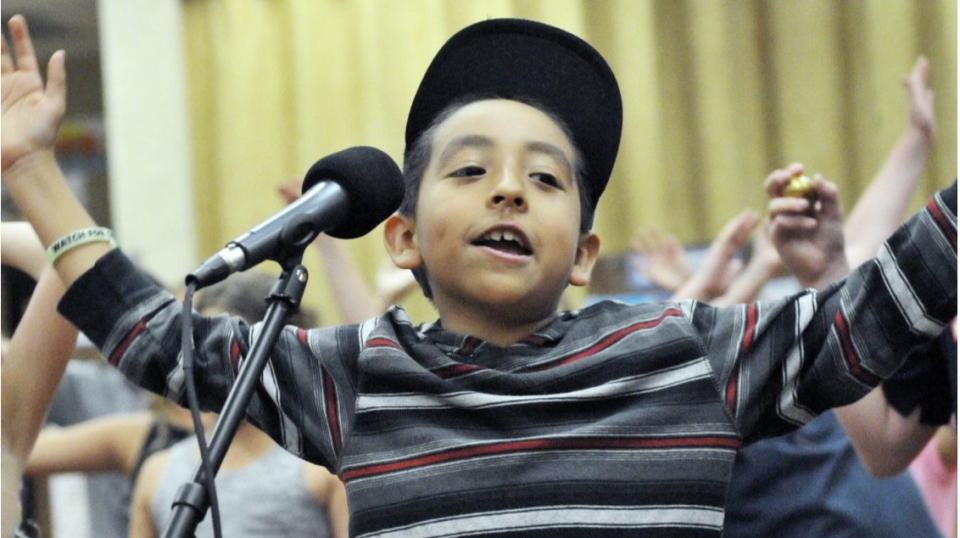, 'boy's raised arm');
2,16,361,477
2,15,112,288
